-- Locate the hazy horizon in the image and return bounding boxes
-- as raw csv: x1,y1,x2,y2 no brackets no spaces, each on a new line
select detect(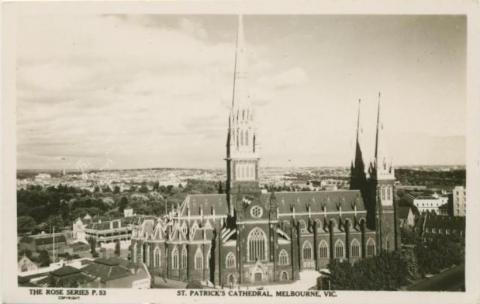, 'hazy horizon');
17,15,466,170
